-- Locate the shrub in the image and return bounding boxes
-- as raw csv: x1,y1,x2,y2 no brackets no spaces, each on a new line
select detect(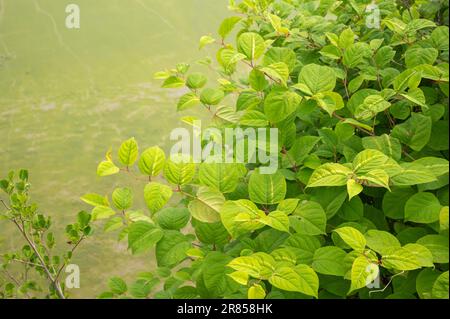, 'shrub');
91,0,449,300
3,0,448,299
0,170,92,298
